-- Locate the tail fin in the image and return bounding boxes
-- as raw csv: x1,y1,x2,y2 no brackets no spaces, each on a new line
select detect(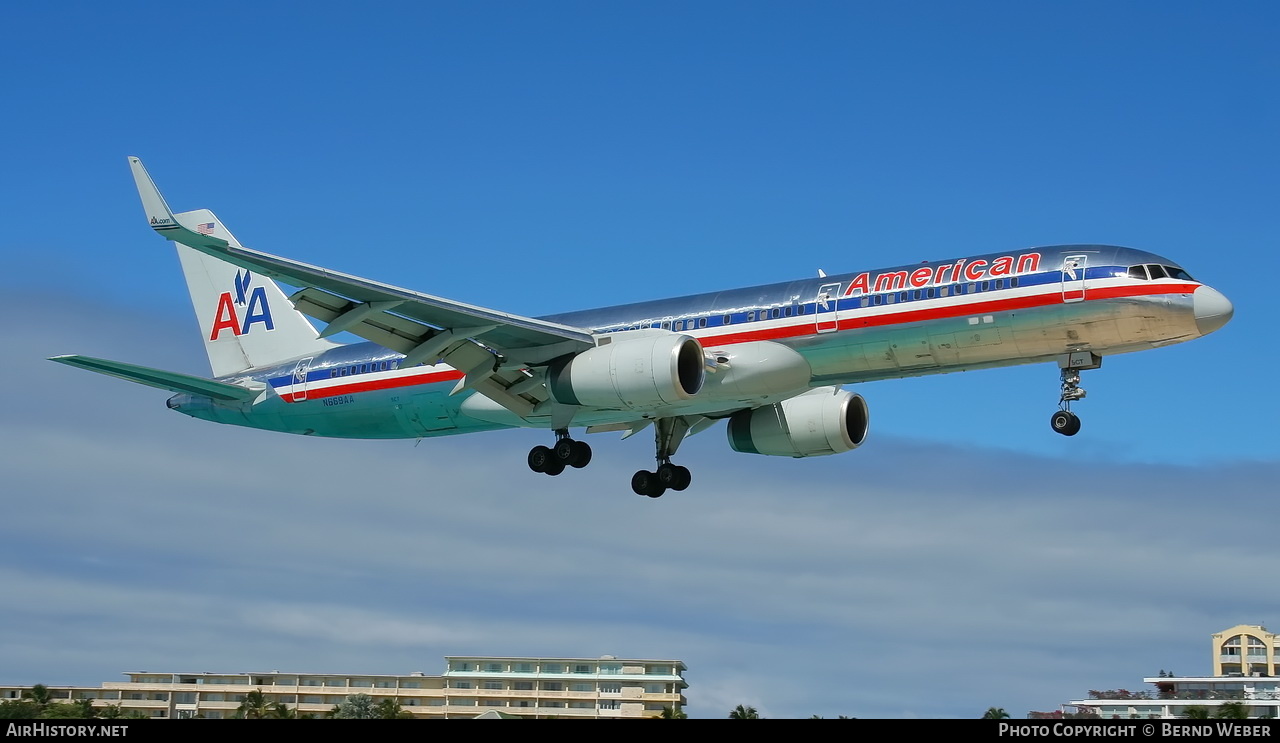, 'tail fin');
129,157,337,377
